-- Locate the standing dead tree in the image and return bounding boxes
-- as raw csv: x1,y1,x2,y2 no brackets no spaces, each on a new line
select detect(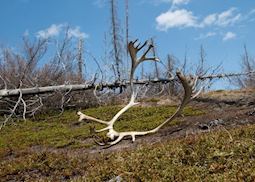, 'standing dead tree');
110,0,124,83
77,38,84,81
125,0,129,58
166,54,177,95
196,45,206,77
77,39,202,147
237,45,255,88
151,38,160,79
